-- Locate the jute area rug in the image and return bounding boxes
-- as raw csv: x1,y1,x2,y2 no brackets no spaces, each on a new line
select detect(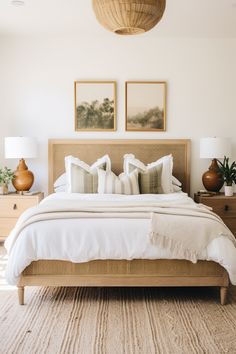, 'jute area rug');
1,245,236,354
